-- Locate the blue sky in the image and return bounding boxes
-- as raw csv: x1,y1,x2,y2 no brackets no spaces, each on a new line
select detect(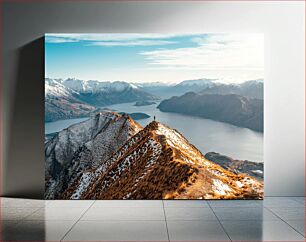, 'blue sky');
45,33,264,84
